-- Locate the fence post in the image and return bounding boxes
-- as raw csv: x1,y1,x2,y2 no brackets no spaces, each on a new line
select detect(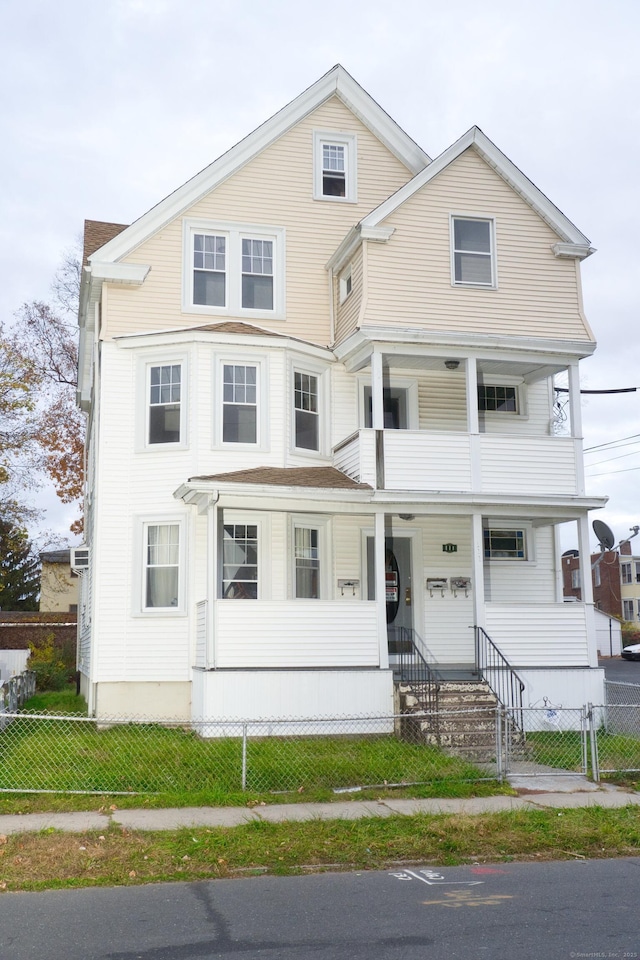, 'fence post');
587,702,600,783
495,707,503,781
241,723,247,791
